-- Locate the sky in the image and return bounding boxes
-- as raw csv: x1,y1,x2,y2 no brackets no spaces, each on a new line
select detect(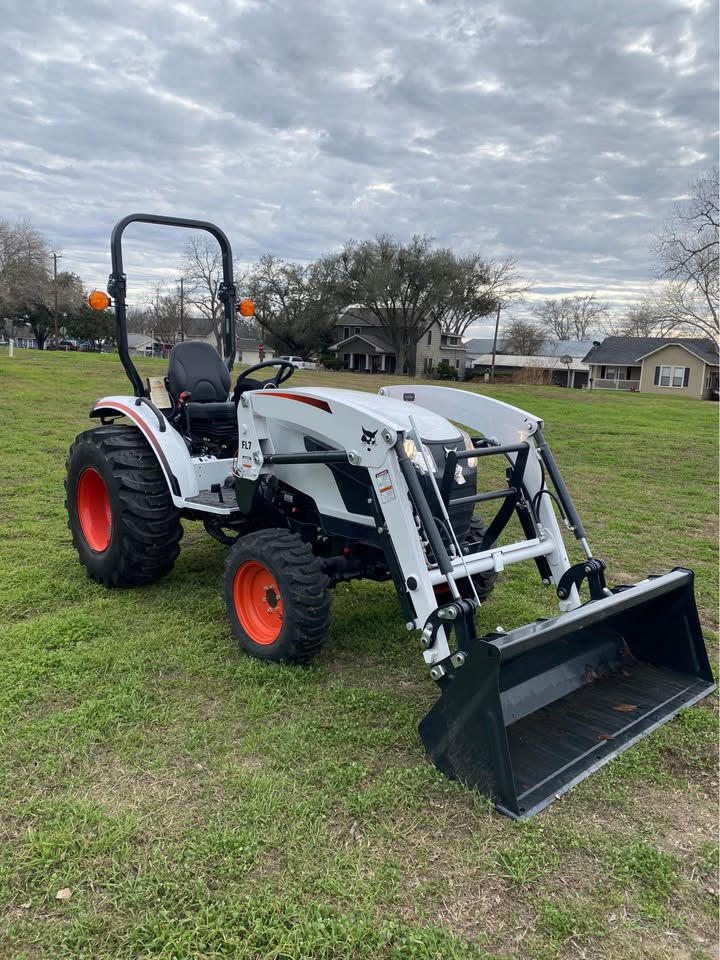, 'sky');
1,0,718,336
